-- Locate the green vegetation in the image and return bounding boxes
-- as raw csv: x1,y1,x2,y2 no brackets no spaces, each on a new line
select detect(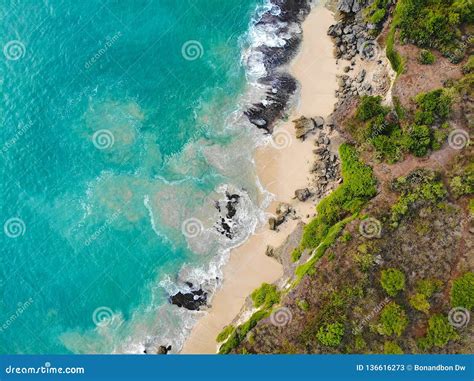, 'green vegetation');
449,162,474,198
301,144,376,249
396,0,473,62
251,283,280,309
451,272,474,309
414,89,452,126
384,341,404,354
378,302,408,337
418,49,436,65
409,293,430,313
297,299,310,311
390,171,447,225
218,310,270,354
418,315,459,350
216,325,235,343
316,322,345,347
291,247,303,262
356,96,388,122
363,0,390,26
381,268,406,297
386,1,404,74
416,279,442,297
